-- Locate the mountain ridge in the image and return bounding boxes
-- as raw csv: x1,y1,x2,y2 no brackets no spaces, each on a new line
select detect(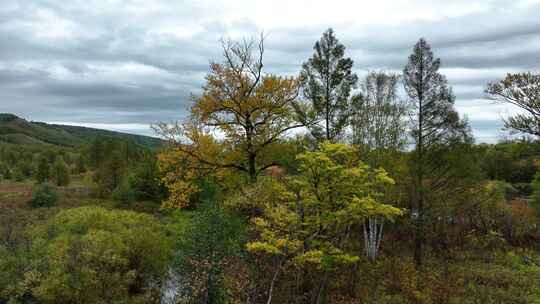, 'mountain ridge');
0,113,164,148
